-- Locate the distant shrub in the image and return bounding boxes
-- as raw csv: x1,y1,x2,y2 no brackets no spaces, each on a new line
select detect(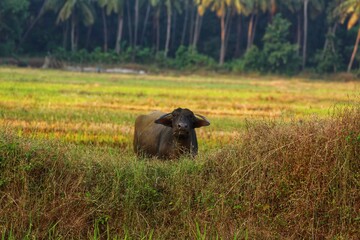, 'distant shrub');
313,34,344,73
73,49,90,64
134,47,154,63
153,51,172,68
232,14,300,75
119,47,133,62
54,47,123,65
231,46,266,73
52,45,214,70
314,49,344,73
262,14,300,74
355,68,360,78
0,41,16,56
90,47,122,64
173,46,216,70
53,47,68,61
